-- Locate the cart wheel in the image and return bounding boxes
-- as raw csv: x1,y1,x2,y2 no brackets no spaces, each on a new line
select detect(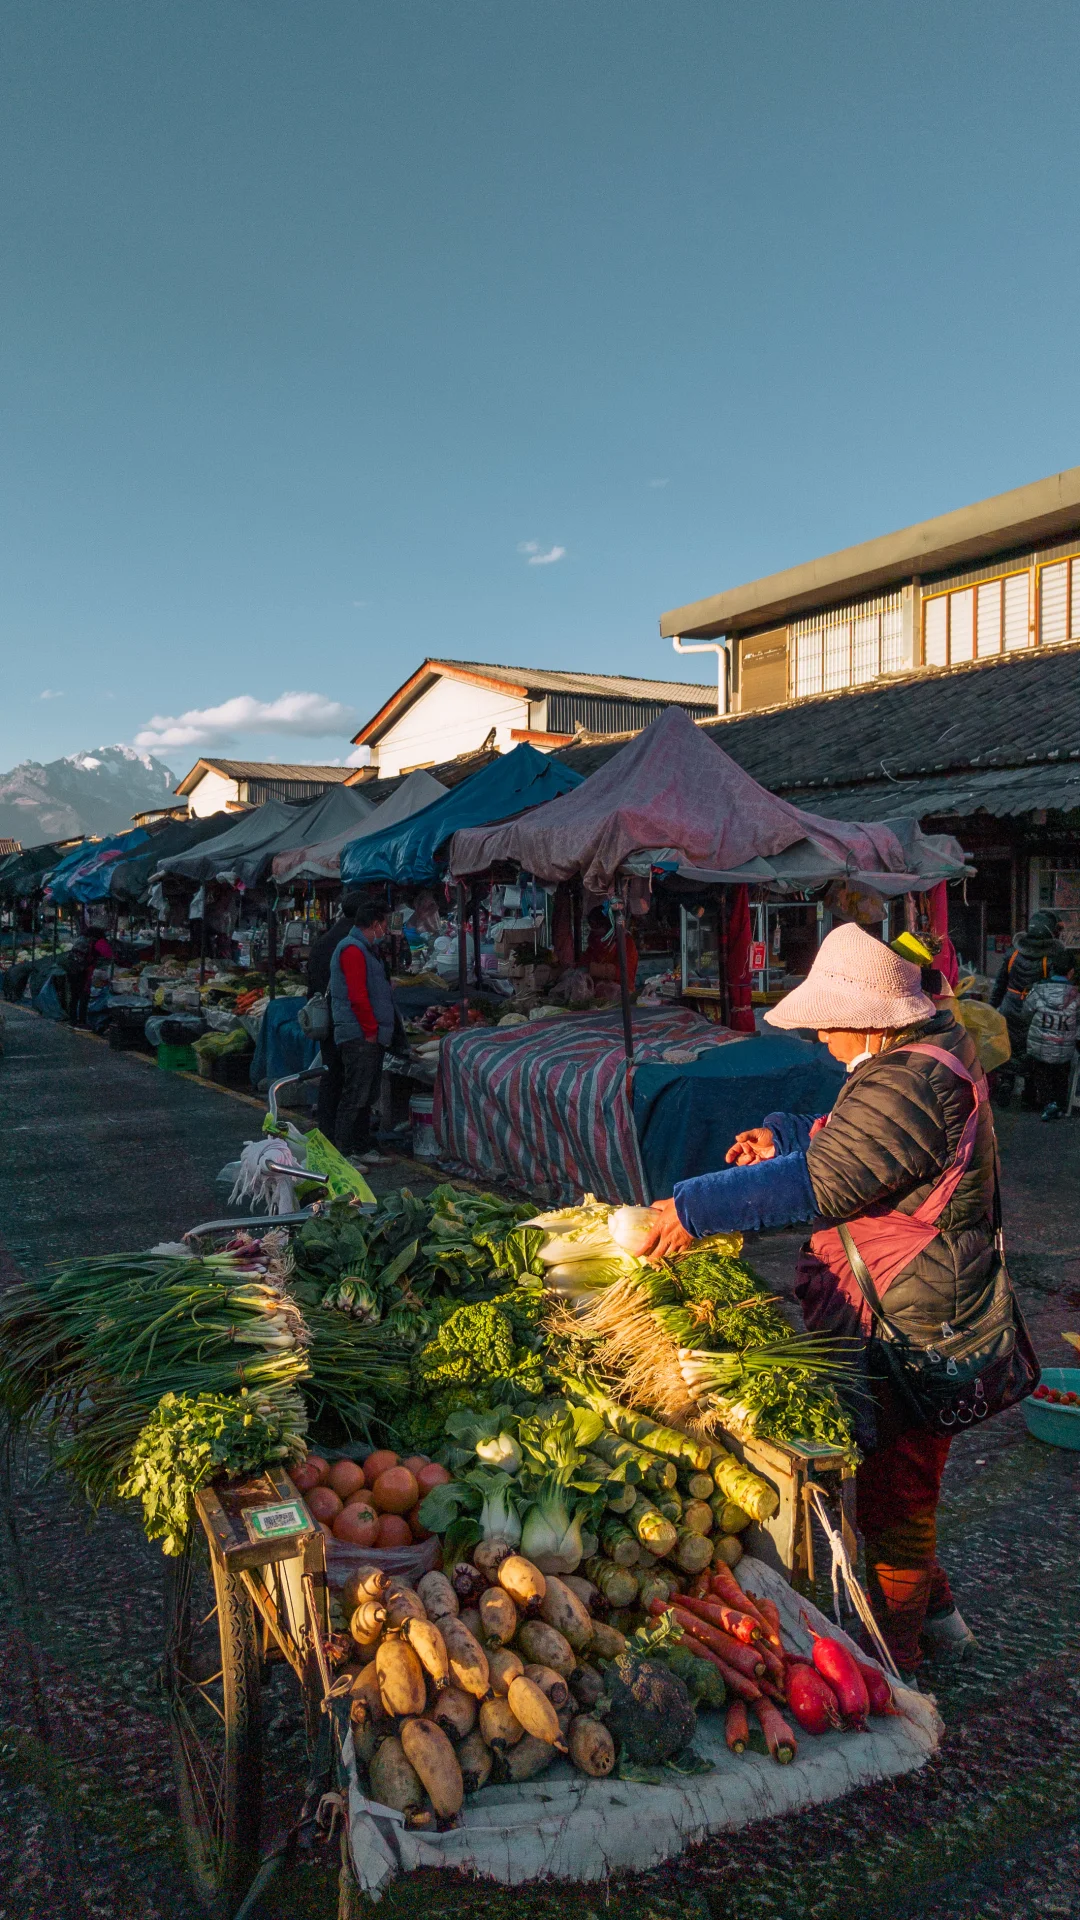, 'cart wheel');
163,1528,263,1917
